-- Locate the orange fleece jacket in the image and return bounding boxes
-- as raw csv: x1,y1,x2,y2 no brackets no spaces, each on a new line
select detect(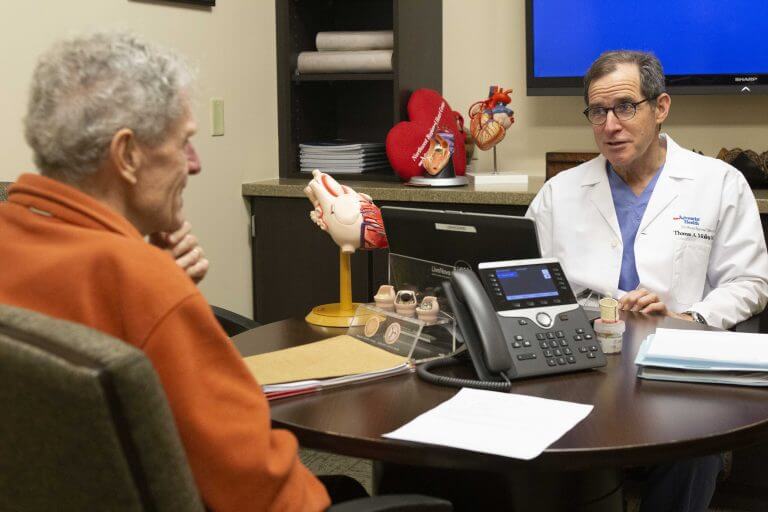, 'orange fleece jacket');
0,174,330,512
